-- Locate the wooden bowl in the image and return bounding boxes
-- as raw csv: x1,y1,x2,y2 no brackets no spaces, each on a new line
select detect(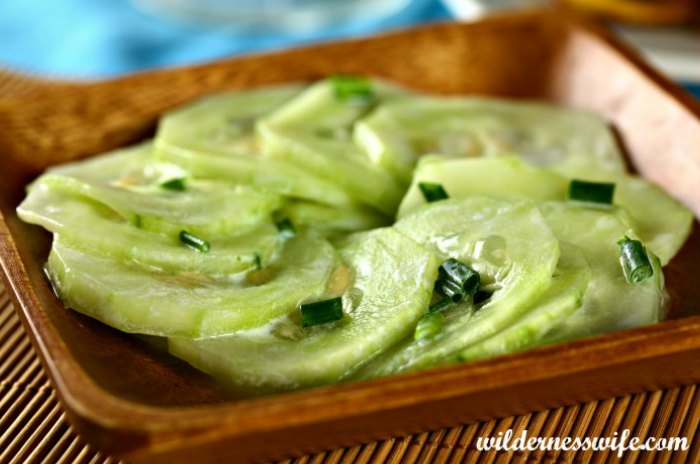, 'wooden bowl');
1,10,700,463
